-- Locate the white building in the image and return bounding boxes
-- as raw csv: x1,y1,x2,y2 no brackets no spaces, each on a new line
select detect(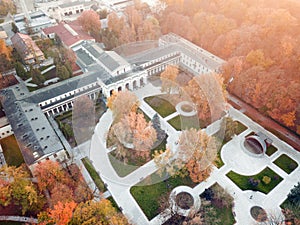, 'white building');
13,10,57,34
